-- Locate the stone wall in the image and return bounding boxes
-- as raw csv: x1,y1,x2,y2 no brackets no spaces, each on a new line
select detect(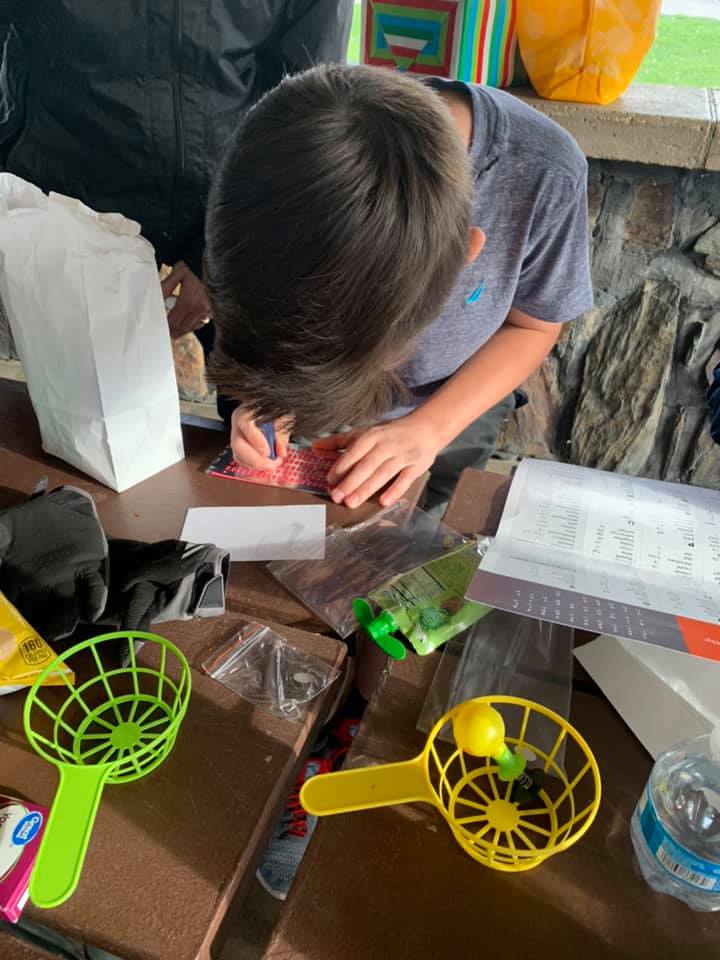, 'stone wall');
498,159,720,489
